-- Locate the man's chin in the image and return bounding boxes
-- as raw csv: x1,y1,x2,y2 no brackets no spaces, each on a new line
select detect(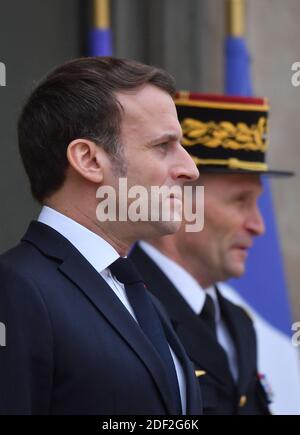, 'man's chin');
155,219,183,236
229,249,249,275
228,262,246,278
